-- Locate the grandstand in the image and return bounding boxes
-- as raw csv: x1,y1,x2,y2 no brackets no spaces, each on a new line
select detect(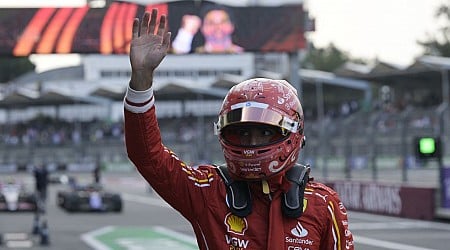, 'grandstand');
0,54,449,187
0,53,264,171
